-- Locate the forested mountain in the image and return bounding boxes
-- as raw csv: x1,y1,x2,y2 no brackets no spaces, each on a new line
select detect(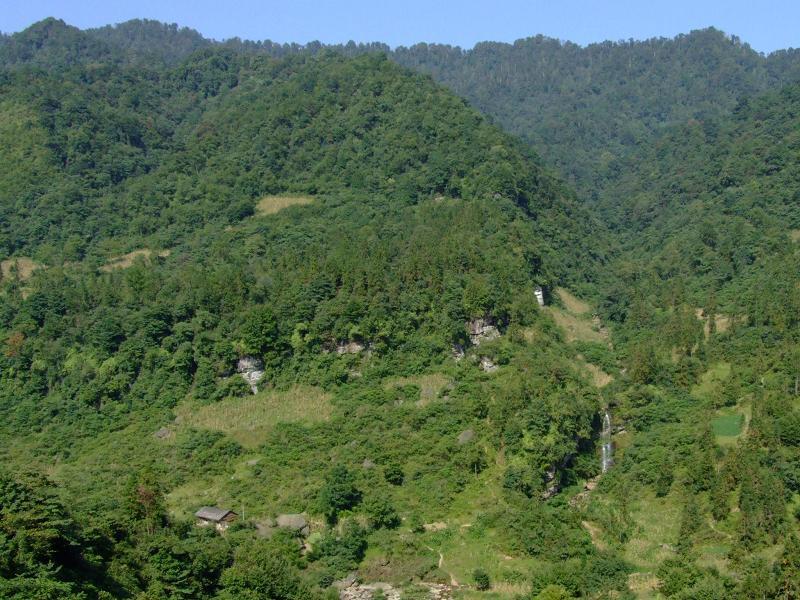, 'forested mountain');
7,19,800,202
0,23,622,599
1,16,799,600
391,30,800,197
